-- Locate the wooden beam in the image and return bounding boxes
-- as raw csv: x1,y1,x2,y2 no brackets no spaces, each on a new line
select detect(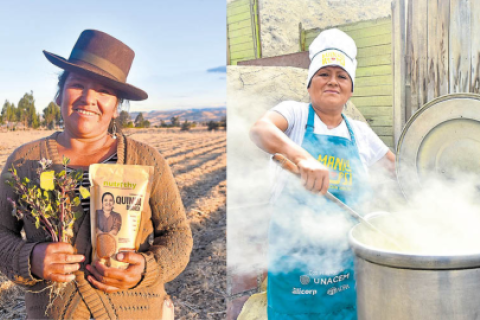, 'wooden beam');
471,0,480,92
356,75,393,86
410,0,428,115
356,106,394,116
449,0,471,93
357,54,391,67
357,44,392,58
356,65,392,77
392,0,406,149
353,85,393,97
227,0,250,9
227,4,250,17
350,96,393,106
